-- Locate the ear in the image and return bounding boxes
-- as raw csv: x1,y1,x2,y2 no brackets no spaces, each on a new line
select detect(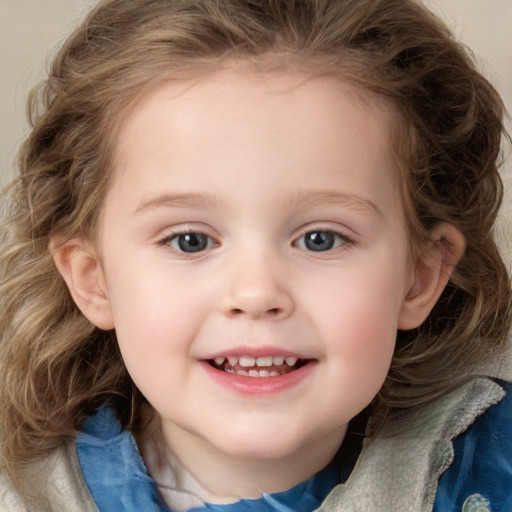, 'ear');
398,222,466,330
50,235,115,330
